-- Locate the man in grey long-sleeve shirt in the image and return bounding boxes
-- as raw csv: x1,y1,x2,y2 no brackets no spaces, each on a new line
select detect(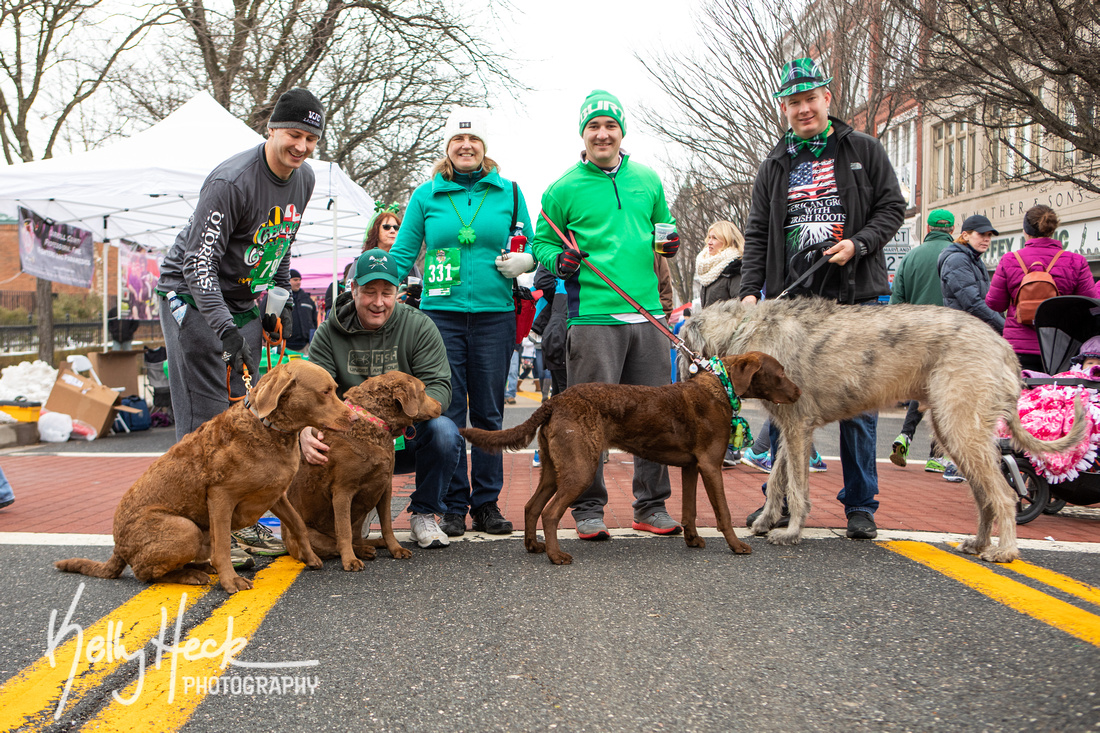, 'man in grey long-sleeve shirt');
157,88,323,439
156,88,325,559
